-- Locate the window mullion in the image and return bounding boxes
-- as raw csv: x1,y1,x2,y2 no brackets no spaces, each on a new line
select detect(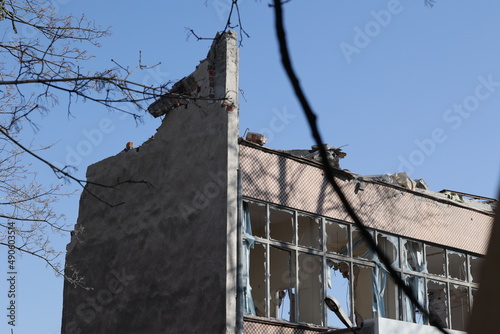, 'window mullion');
321,217,327,326
445,250,451,328
348,223,355,324
293,210,299,323
265,203,270,318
